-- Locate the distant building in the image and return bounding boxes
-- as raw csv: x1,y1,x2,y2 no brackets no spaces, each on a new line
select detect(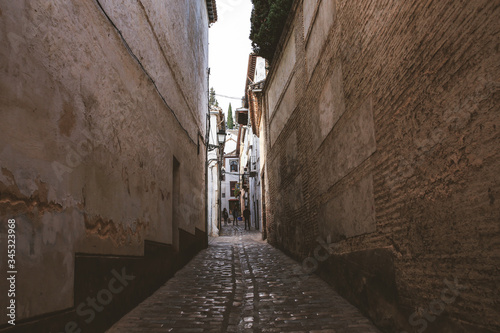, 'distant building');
236,55,267,232
207,106,225,236
221,130,240,221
